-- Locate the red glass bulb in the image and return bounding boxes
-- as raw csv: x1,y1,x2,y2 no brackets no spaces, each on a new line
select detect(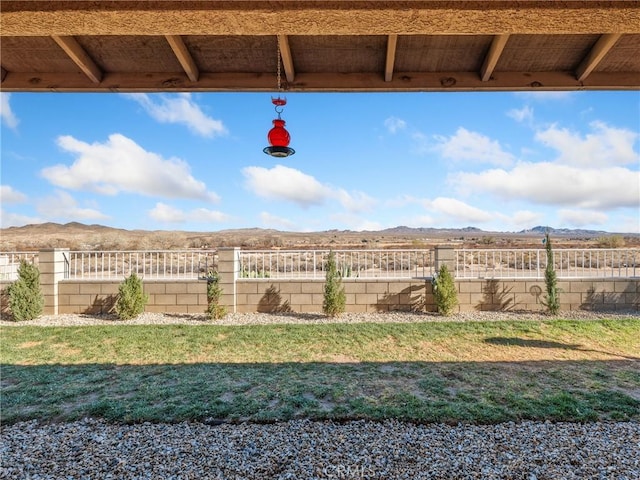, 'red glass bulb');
267,119,291,147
